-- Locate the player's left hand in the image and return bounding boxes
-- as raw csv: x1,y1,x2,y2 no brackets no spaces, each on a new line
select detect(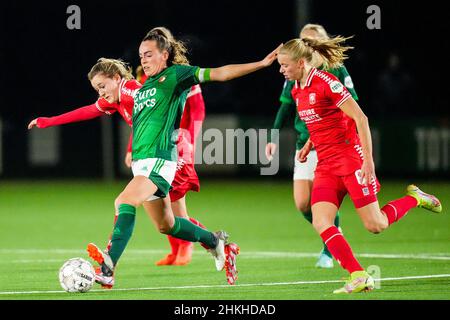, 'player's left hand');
360,159,376,186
